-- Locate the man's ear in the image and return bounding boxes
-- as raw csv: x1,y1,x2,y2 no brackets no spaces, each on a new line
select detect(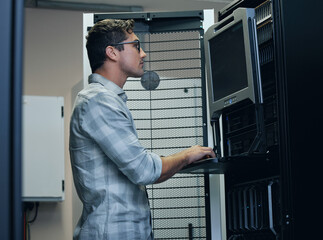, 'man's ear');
105,46,118,61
